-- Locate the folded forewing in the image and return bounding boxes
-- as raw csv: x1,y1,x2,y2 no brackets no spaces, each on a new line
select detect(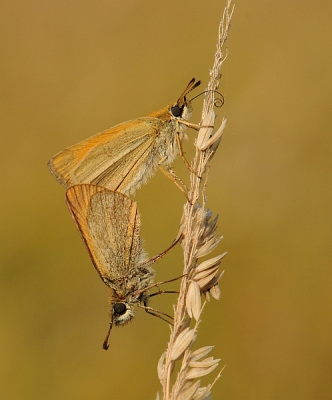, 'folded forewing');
66,184,142,283
49,118,161,193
